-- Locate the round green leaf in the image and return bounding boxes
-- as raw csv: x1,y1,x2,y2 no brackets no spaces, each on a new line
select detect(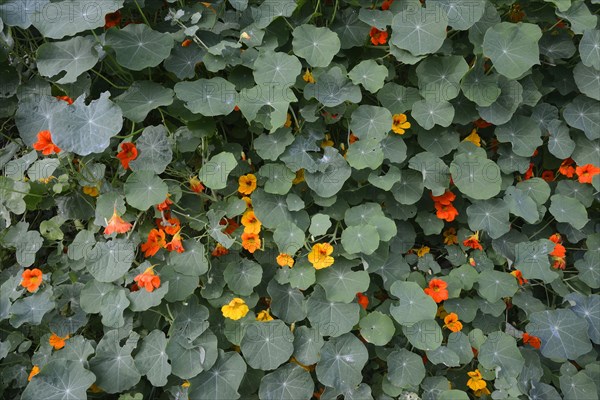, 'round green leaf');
412,99,455,129
389,281,437,326
495,116,543,157
376,83,422,114
175,77,237,117
466,199,511,239
403,320,443,350
86,239,134,283
477,270,518,303
417,56,469,101
241,320,294,371
316,261,369,303
124,171,169,211
292,25,341,67
390,6,448,56
387,348,426,388
105,23,173,70
391,169,424,205
349,105,393,142
514,239,558,283
22,359,95,400
348,60,388,93
477,78,523,125
259,364,314,400
303,67,362,107
306,286,360,337
188,350,247,400
129,125,173,174
573,62,600,101
450,153,501,200
224,259,262,296
198,152,238,190
36,36,98,84
359,311,395,345
563,95,600,140
304,148,351,198
579,29,600,70
341,225,380,255
253,51,301,88
267,280,307,324
134,330,171,387
115,81,174,123
316,333,368,392
89,330,141,393
549,194,589,230
479,332,524,379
